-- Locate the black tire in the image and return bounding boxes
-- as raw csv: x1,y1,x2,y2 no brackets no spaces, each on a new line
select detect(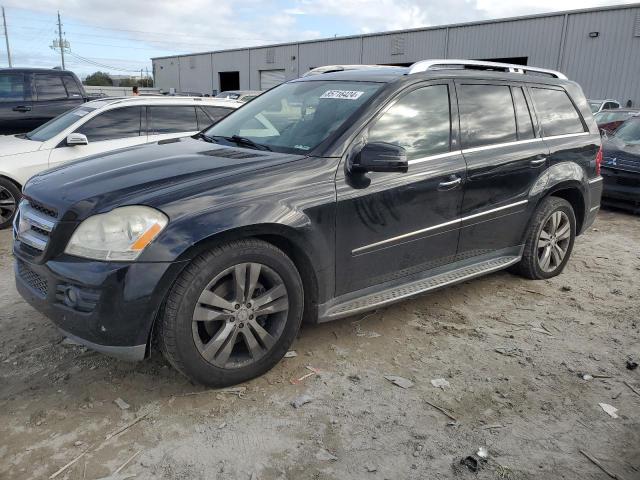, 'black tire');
512,196,576,280
0,177,20,230
158,239,304,387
